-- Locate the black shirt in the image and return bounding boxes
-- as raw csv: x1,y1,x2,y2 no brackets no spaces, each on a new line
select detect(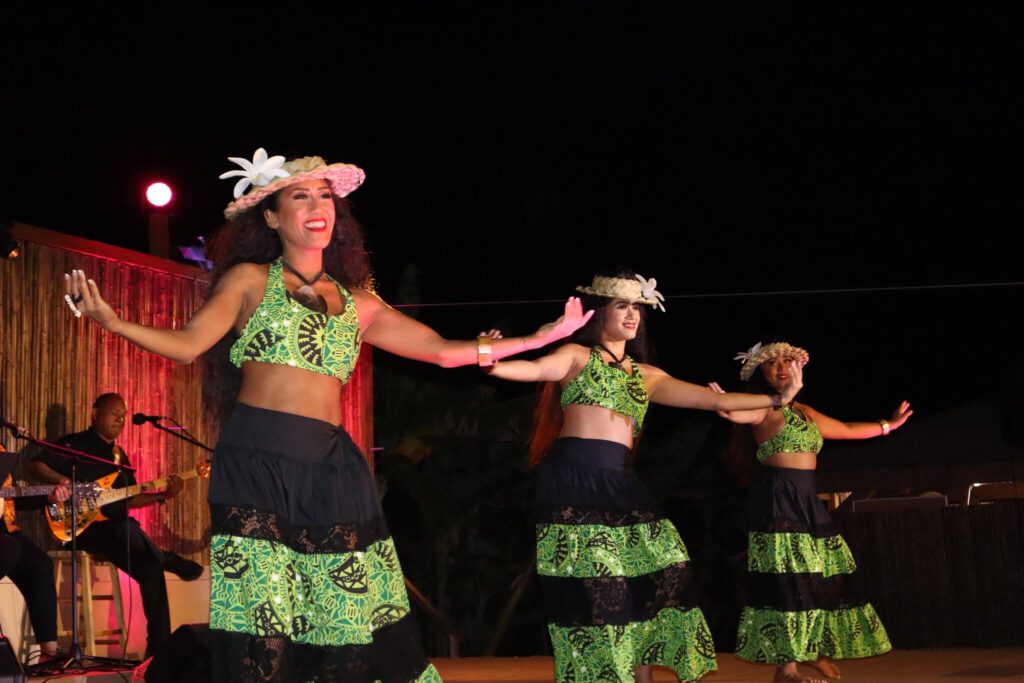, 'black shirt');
33,428,138,488
33,428,138,519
